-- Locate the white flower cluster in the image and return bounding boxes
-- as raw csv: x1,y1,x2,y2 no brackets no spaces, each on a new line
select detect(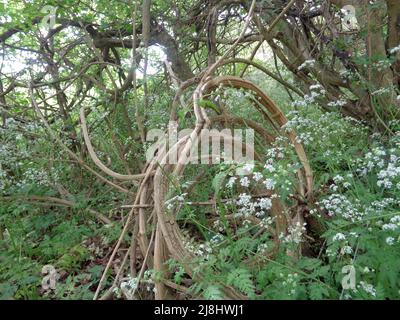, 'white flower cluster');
164,193,187,211
281,222,307,244
14,167,53,188
309,84,325,93
119,275,138,299
340,245,353,255
259,197,273,210
263,178,275,190
282,273,299,296
329,174,353,191
298,59,315,71
196,243,213,256
356,144,400,191
291,84,326,108
210,233,224,244
327,98,347,108
0,119,55,194
240,176,250,187
242,162,255,173
184,239,213,260
370,59,392,72
225,161,279,192
382,215,400,232
283,113,315,144
339,69,355,80
119,272,155,299
371,86,394,96
332,232,346,241
235,193,272,221
0,167,10,192
260,216,274,228
283,110,367,151
366,198,400,216
226,176,237,188
389,45,400,55
386,236,395,246
377,156,400,190
257,243,269,254
266,146,285,159
213,219,225,233
215,86,257,112
358,281,376,297
317,194,365,222
253,172,263,181
328,231,359,257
